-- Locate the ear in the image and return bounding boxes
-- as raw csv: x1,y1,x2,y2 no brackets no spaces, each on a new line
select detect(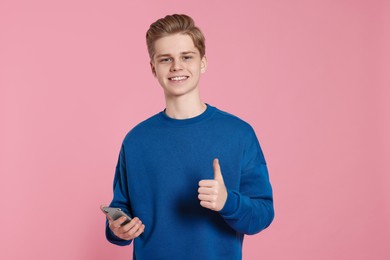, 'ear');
150,61,157,77
200,55,208,74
